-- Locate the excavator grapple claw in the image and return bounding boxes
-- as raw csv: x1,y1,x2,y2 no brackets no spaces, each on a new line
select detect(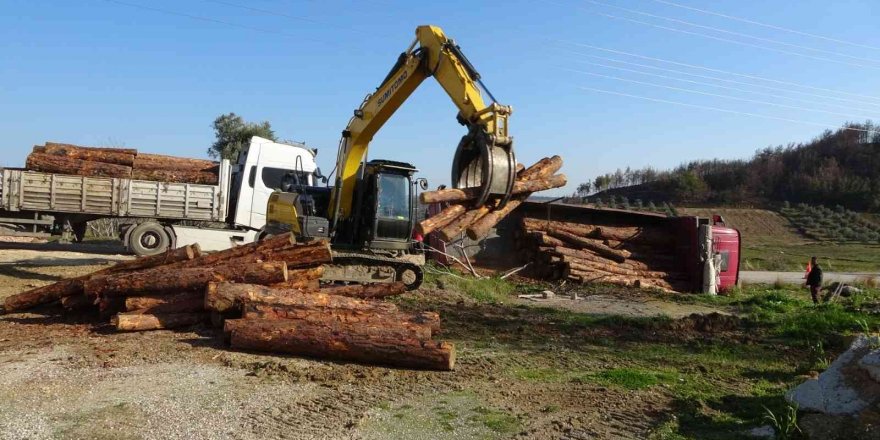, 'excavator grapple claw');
451,127,516,208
